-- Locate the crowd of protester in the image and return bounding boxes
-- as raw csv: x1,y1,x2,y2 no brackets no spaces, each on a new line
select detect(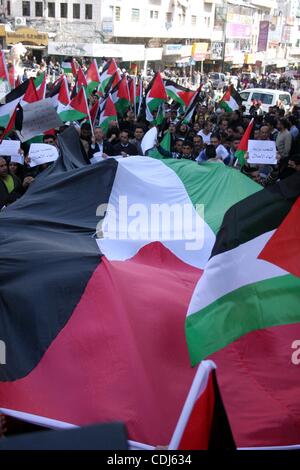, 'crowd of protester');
0,58,300,211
